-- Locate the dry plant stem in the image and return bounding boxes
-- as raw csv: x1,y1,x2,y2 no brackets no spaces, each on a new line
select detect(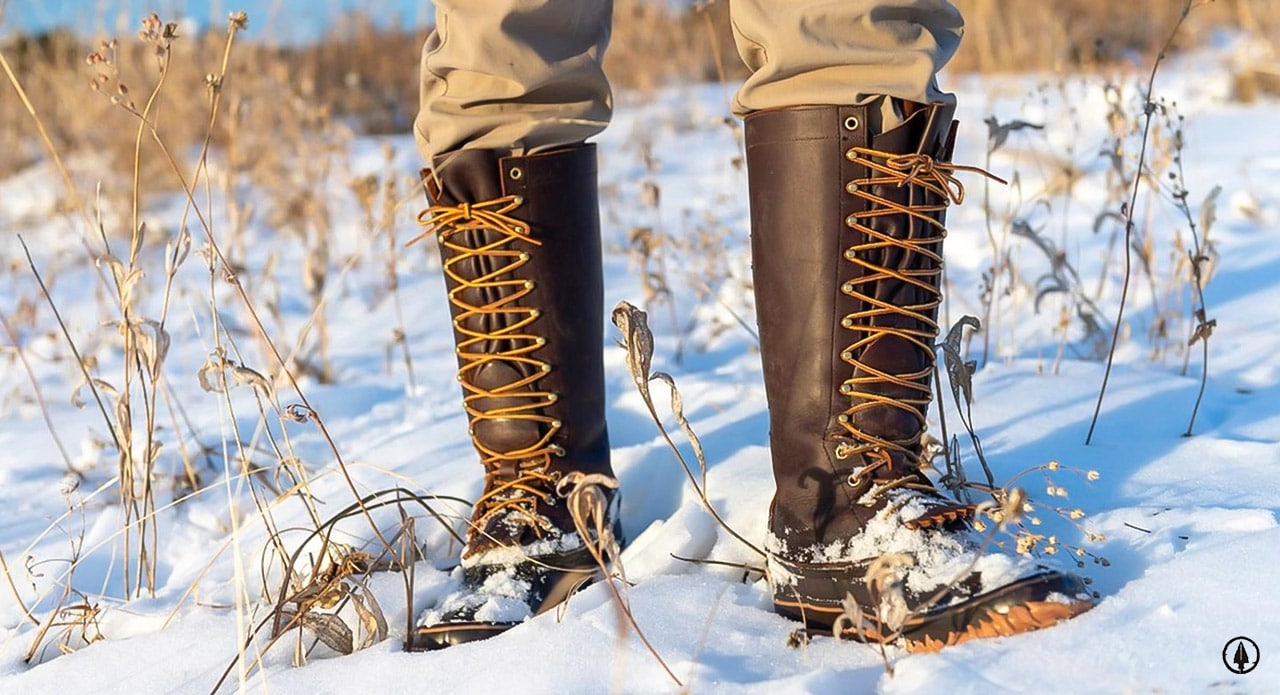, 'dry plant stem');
563,504,675,686
0,49,92,232
0,307,79,478
613,302,766,558
18,238,123,457
697,280,759,344
0,44,115,304
21,469,271,630
23,497,89,663
1168,158,1216,435
0,546,38,626
137,16,396,556
210,490,463,692
96,27,180,598
1085,0,1197,445
981,147,999,366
